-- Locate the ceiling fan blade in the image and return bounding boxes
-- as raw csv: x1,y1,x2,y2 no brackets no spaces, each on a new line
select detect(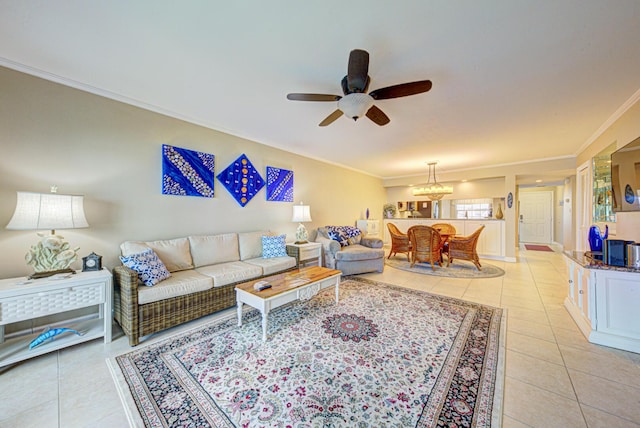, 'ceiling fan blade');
319,109,344,127
369,80,432,100
347,49,369,93
287,93,341,102
366,105,390,126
